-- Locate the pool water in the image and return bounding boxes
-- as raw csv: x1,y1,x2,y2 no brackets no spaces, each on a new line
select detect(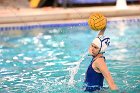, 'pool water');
0,20,140,93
